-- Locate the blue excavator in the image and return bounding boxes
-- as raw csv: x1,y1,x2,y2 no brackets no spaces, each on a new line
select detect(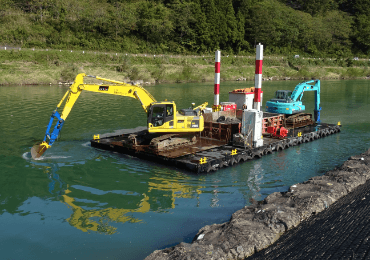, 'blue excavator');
265,80,321,127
